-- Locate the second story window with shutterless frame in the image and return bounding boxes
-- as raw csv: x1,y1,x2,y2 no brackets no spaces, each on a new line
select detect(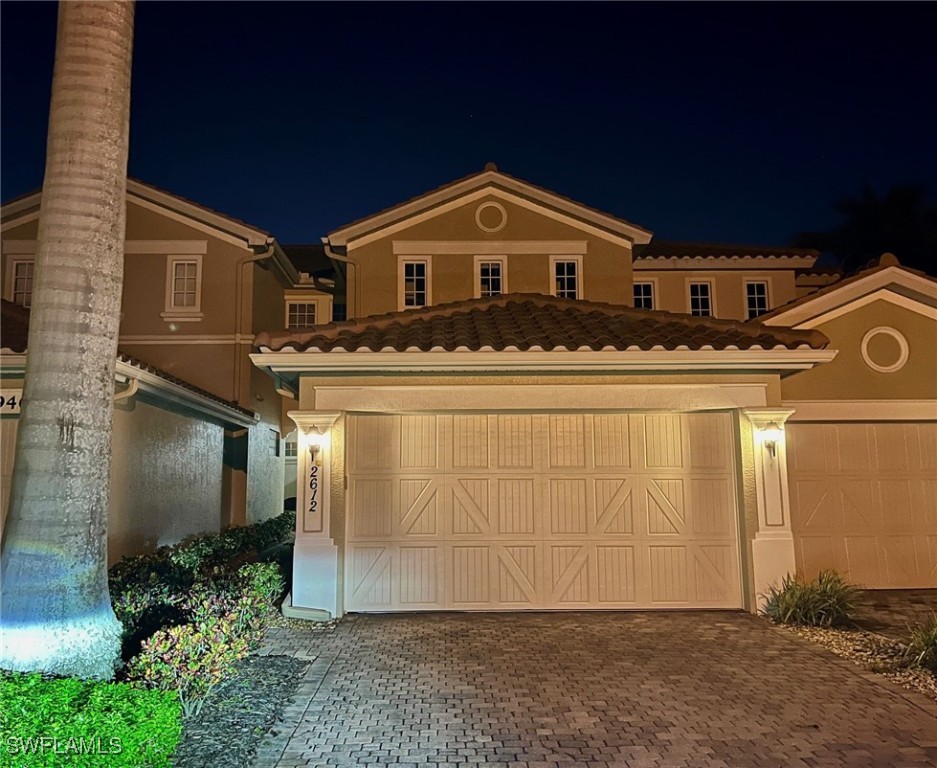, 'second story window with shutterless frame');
744,280,770,319
162,254,204,322
550,255,582,300
398,256,431,309
688,280,714,317
633,281,655,310
474,255,507,298
7,258,35,307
